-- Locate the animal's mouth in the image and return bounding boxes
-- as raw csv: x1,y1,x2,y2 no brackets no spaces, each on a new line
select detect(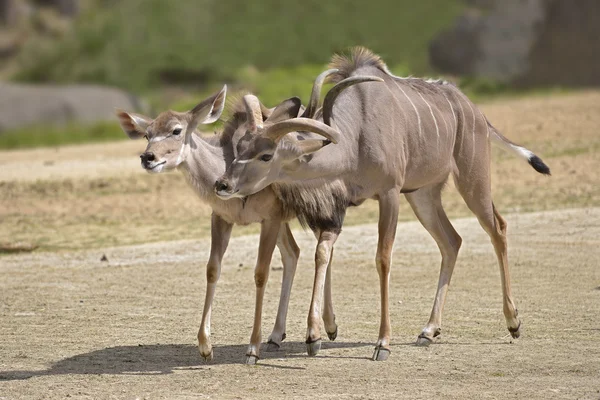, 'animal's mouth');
144,160,167,171
215,188,239,199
